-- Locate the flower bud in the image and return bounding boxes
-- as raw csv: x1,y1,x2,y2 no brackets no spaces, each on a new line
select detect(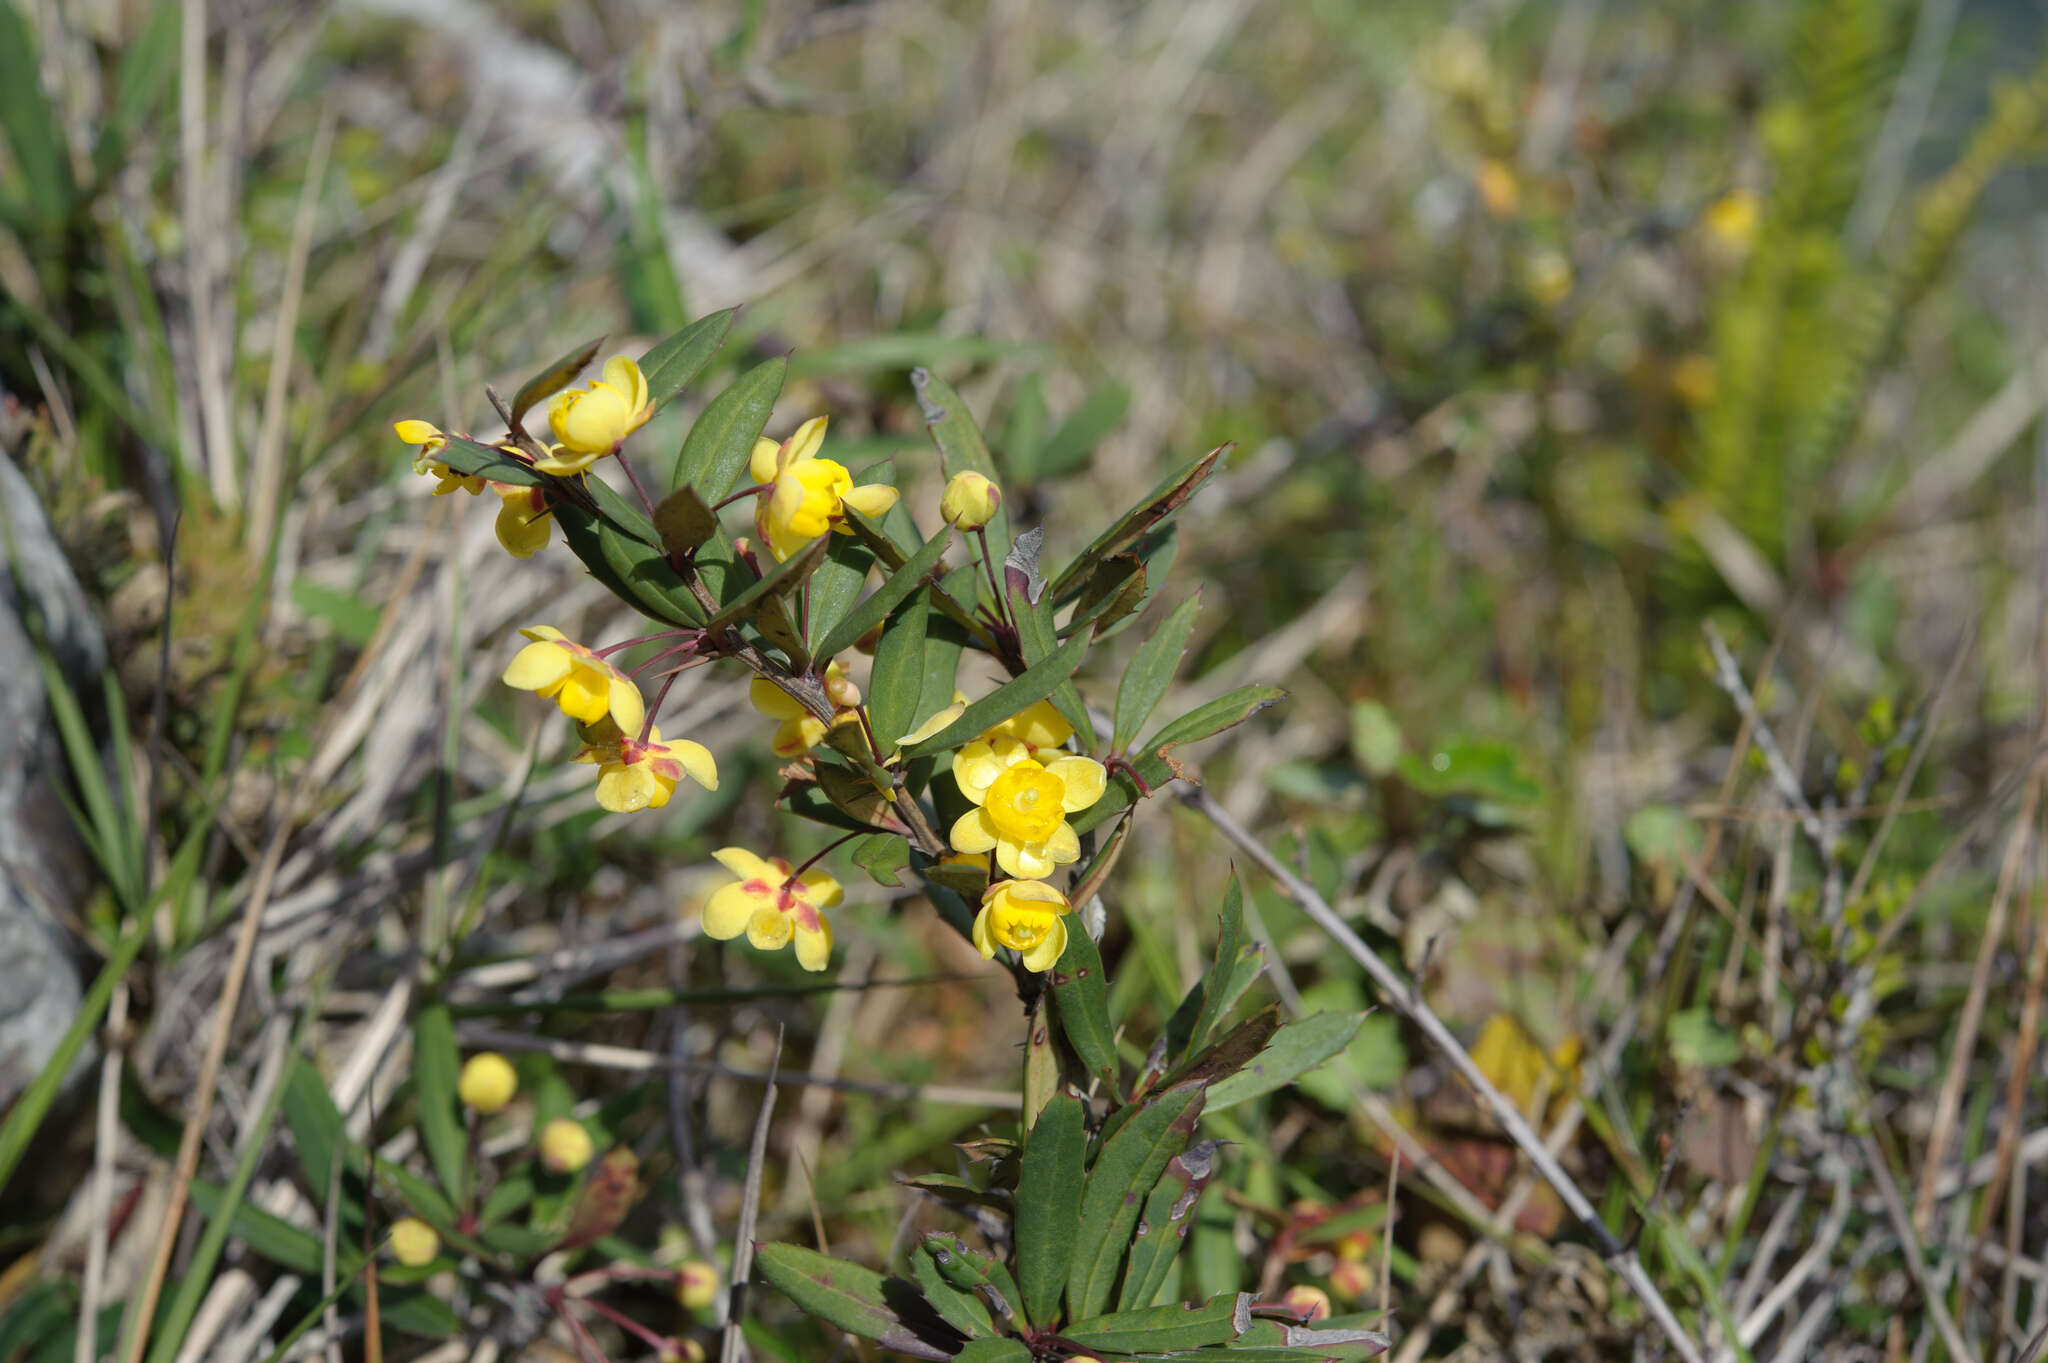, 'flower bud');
677,1258,719,1311
1328,1258,1371,1302
662,1341,707,1363
457,1053,518,1114
389,1217,440,1267
540,1118,595,1174
1280,1284,1331,1323
940,472,1001,530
